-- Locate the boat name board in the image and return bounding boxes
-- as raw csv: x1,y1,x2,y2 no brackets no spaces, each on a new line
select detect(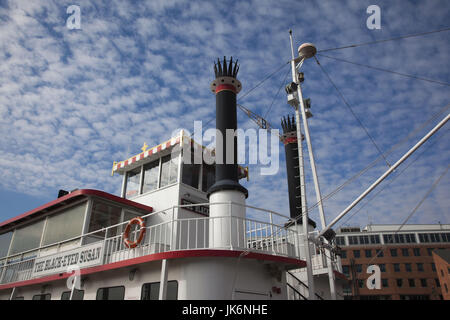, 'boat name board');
181,198,210,216
31,242,104,278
